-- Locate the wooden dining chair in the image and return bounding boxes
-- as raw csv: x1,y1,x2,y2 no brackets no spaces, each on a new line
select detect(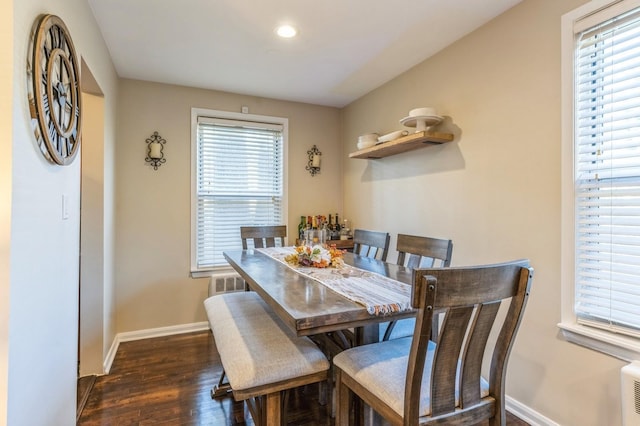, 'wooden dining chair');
334,259,534,426
382,234,453,341
322,228,390,351
240,225,287,249
352,229,390,261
